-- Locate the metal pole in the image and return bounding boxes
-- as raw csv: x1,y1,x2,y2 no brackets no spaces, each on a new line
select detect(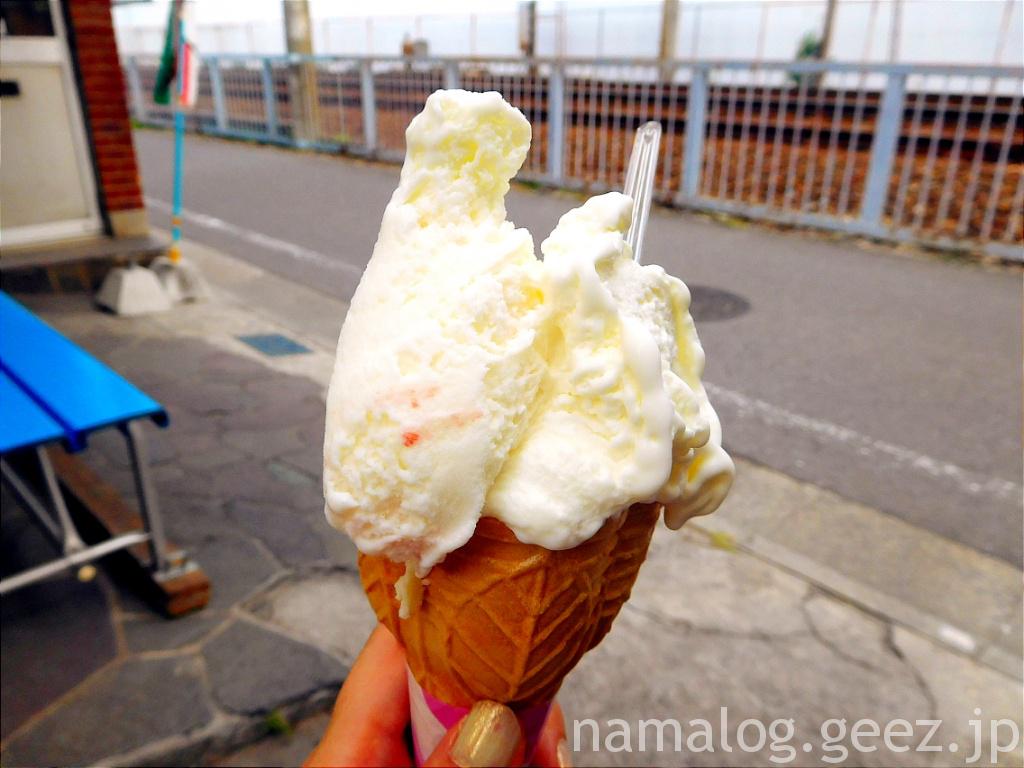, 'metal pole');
172,110,184,252
261,59,279,138
519,1,537,58
681,66,708,198
0,533,149,596
691,3,702,58
283,0,320,146
547,63,566,182
208,57,228,132
444,60,460,91
360,60,377,154
808,0,838,89
557,2,567,59
1,457,61,543
818,0,838,60
36,447,85,555
125,56,147,122
170,1,184,263
755,3,770,62
123,421,169,574
889,0,902,62
993,0,1016,64
658,0,680,80
860,72,906,231
862,0,880,62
